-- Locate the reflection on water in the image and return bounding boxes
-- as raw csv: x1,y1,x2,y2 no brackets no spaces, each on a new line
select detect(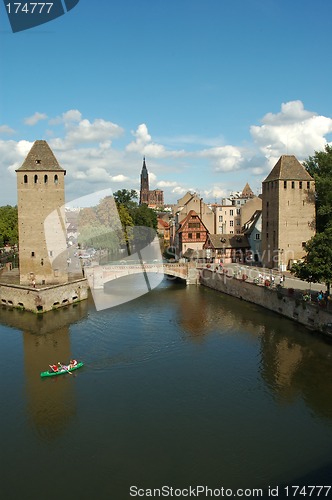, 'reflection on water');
1,277,332,499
